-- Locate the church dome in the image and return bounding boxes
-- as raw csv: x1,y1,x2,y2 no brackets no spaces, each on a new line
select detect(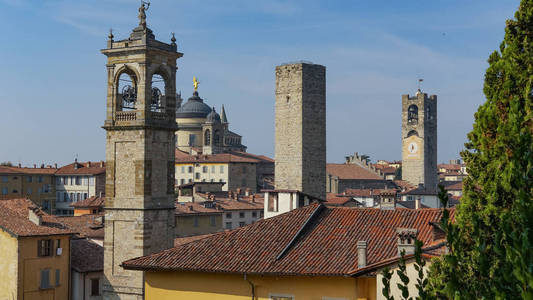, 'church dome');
206,107,221,123
176,91,212,118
